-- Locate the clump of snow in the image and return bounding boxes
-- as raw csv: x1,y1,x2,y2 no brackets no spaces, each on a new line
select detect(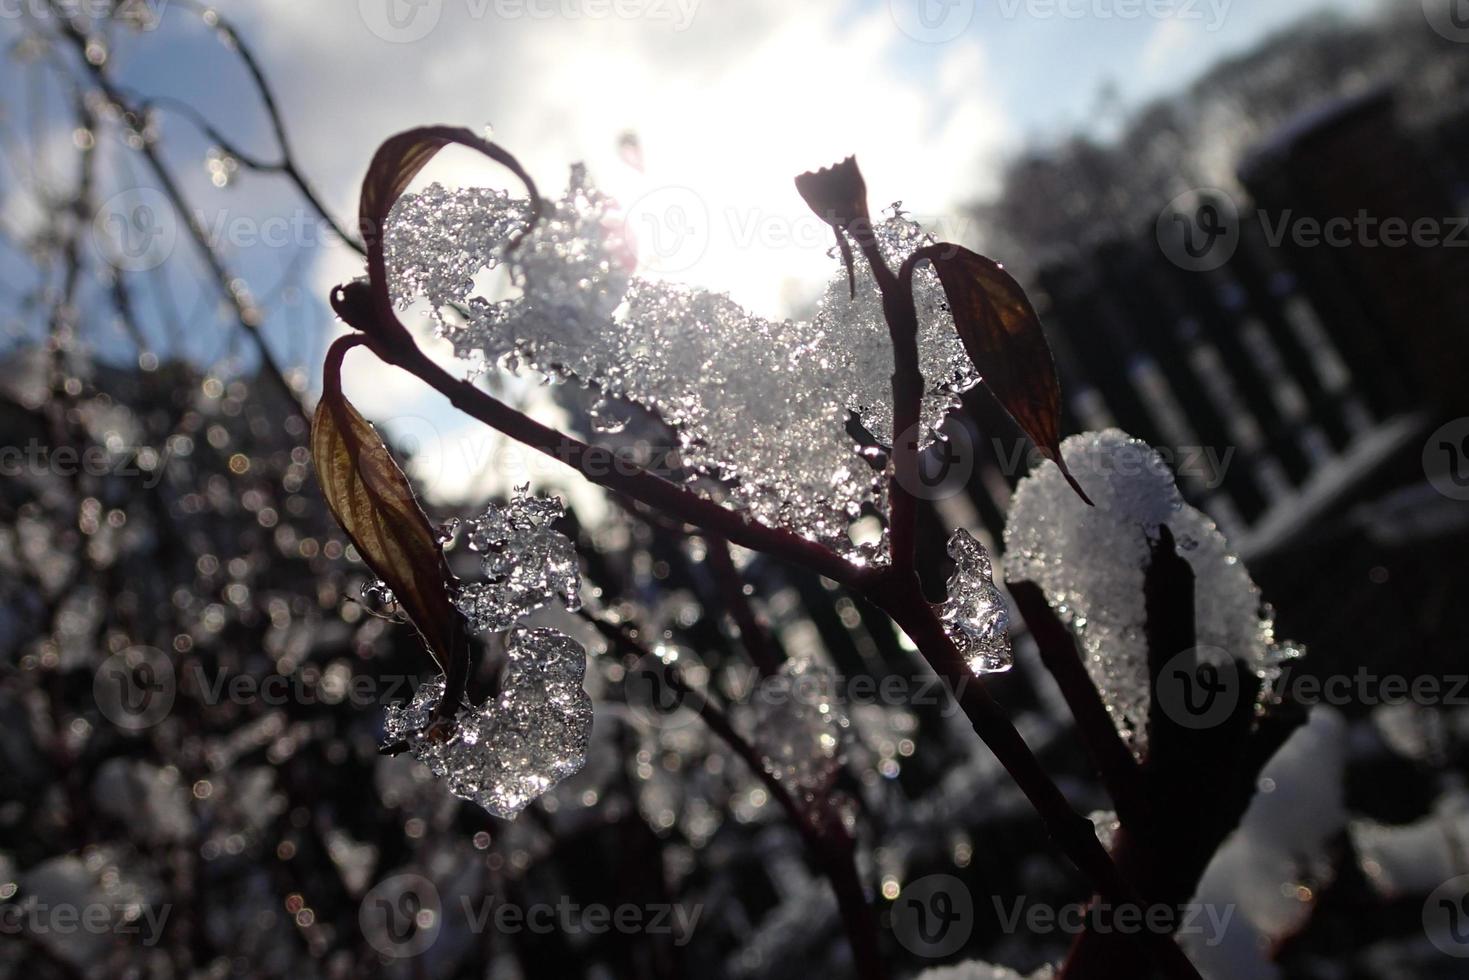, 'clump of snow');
385,176,979,563
384,626,593,819
1185,709,1347,980
382,485,590,818
1003,430,1301,755
1350,788,1469,899
456,484,581,631
937,528,1013,675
